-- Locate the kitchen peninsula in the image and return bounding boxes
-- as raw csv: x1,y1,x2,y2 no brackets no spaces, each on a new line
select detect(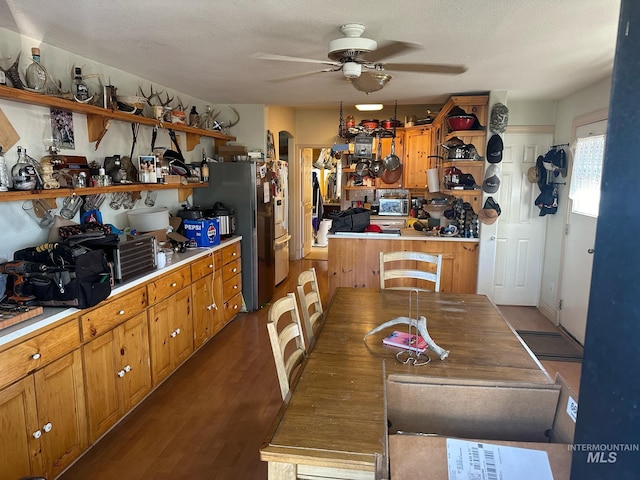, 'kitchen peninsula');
327,228,478,296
